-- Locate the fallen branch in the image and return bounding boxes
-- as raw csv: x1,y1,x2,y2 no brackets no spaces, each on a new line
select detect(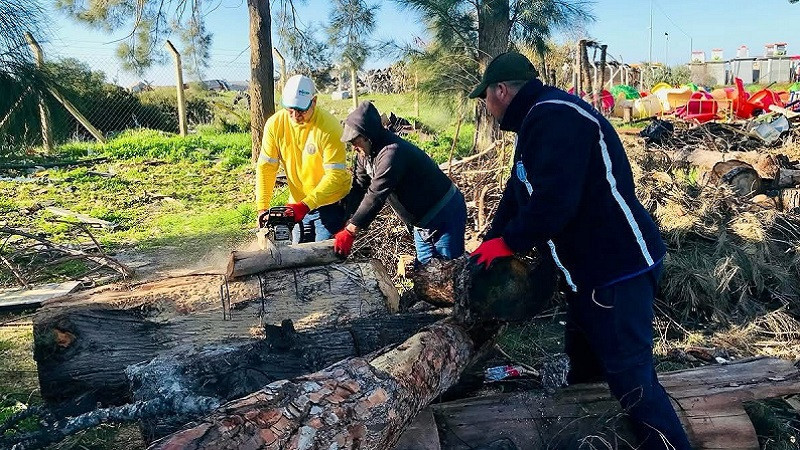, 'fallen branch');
3,394,219,450
0,226,132,285
0,157,109,171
